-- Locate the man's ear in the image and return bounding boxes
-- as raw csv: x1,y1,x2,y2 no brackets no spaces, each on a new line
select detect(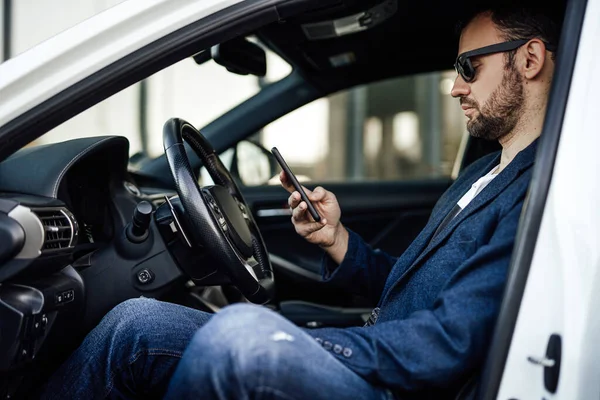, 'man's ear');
521,39,547,80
